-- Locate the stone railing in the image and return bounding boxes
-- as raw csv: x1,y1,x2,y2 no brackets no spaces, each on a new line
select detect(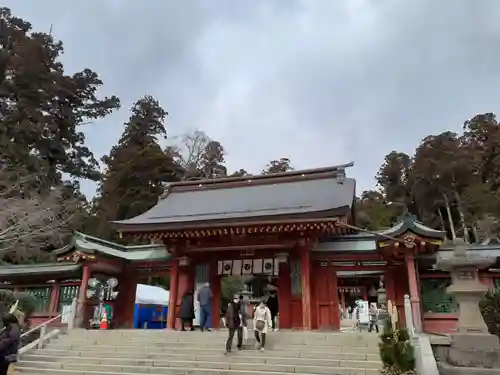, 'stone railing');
18,298,77,357
404,294,439,375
